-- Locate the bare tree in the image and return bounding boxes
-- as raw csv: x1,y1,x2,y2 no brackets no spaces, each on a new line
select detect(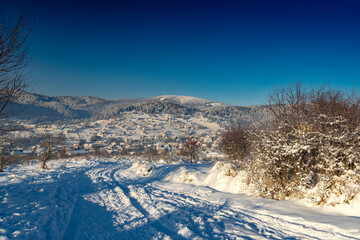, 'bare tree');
309,87,360,129
220,125,250,168
180,136,200,163
59,146,67,158
267,82,309,130
146,146,160,161
92,144,101,156
0,10,32,121
41,133,65,170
